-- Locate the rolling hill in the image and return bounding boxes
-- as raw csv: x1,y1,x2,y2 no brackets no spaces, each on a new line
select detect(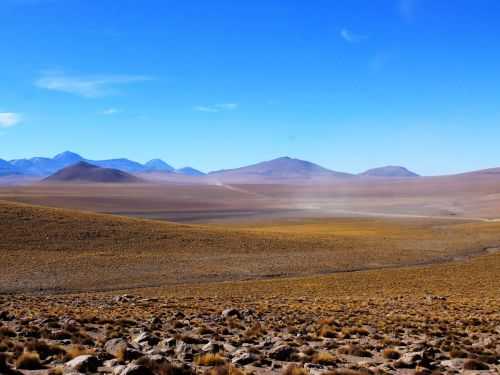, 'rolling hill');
43,161,142,183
